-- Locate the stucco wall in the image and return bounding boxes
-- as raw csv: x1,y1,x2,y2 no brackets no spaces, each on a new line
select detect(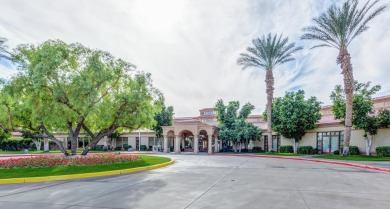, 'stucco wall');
280,125,390,154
